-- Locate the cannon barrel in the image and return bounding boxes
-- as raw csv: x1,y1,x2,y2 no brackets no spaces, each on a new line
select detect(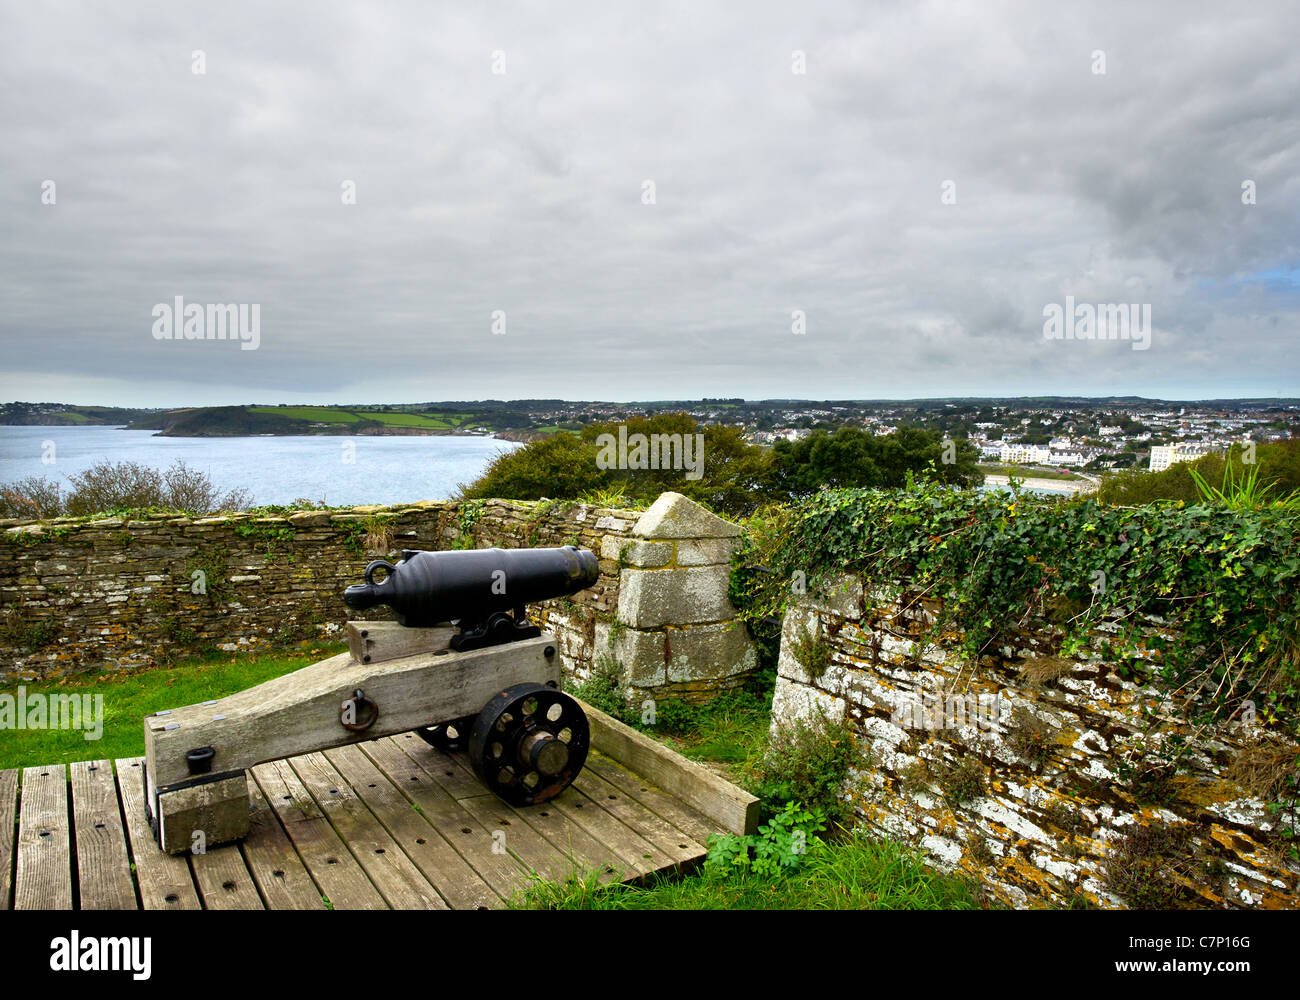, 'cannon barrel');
343,545,598,629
